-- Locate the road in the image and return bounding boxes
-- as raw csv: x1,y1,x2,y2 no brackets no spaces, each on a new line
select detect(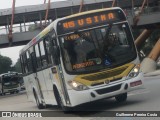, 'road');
0,76,160,120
